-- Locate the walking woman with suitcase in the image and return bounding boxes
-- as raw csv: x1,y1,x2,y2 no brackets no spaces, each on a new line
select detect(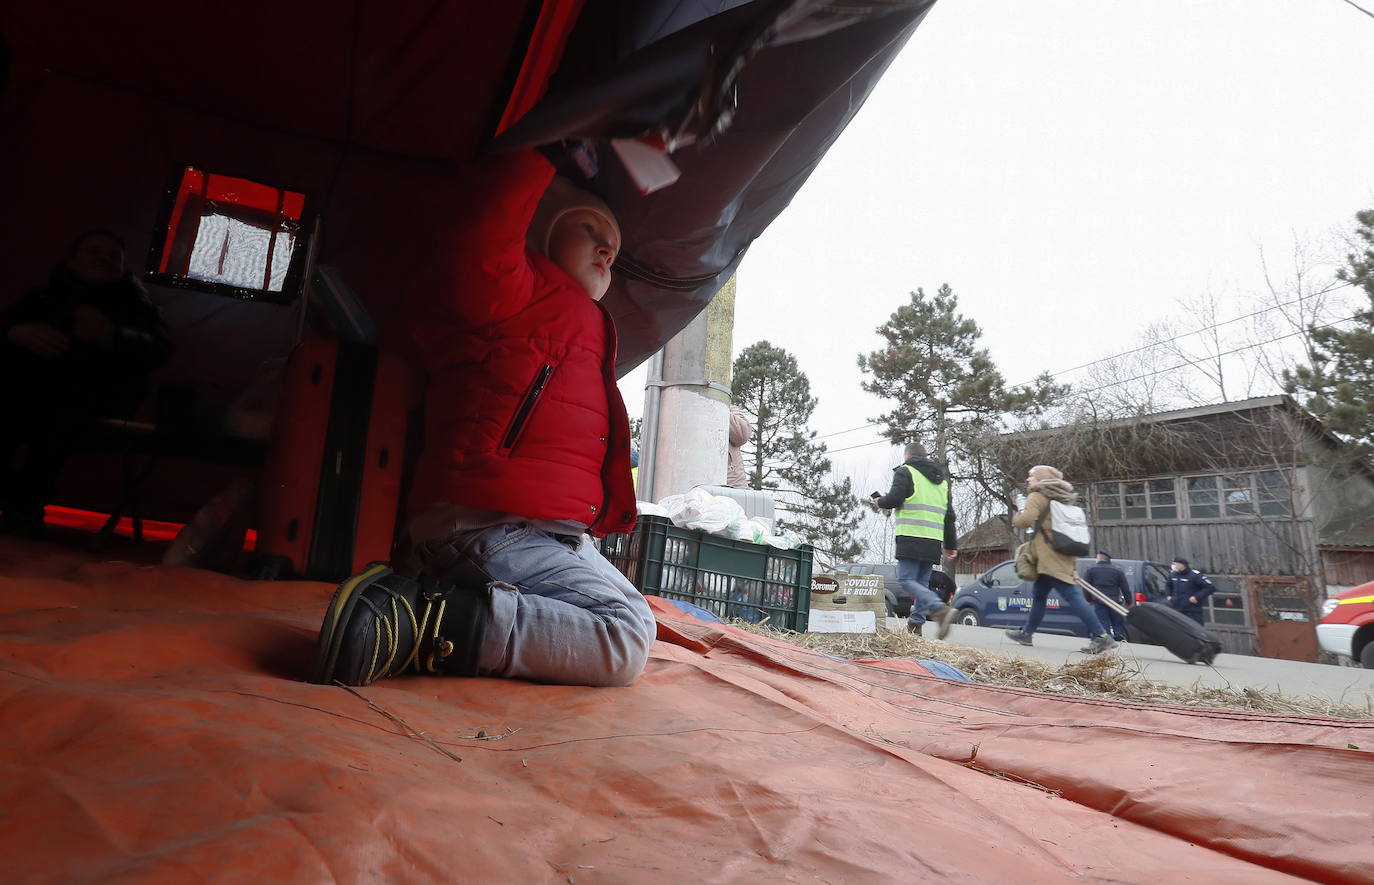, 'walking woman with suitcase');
1003,465,1119,654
